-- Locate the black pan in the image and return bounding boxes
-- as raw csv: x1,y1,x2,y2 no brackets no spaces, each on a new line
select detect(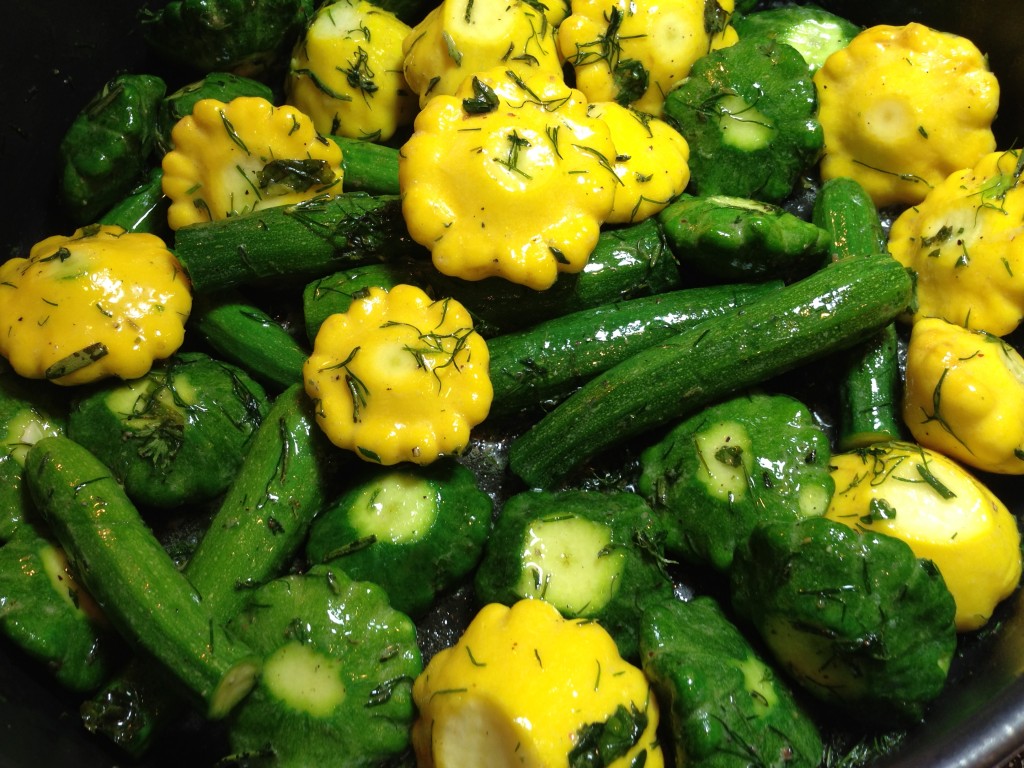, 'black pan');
2,1,1023,766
